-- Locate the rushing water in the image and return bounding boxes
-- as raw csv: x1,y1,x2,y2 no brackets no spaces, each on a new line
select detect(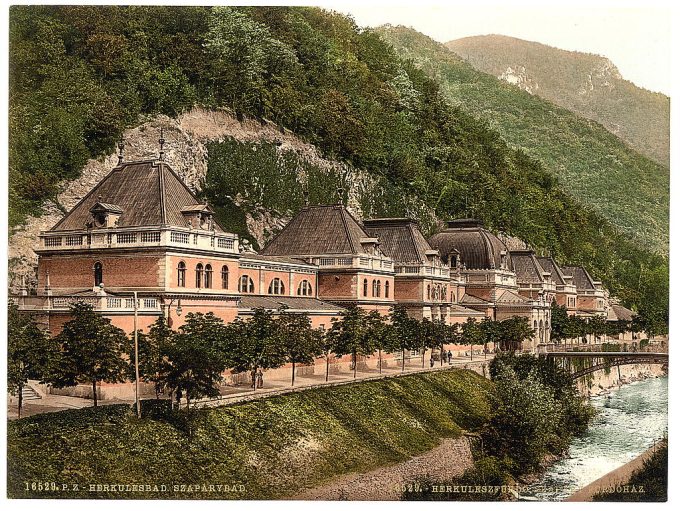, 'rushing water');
521,375,668,501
